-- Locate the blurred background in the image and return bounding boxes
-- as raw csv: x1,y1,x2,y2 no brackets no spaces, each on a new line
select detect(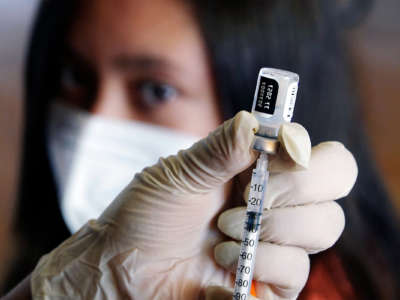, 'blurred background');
349,0,400,212
0,0,399,290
